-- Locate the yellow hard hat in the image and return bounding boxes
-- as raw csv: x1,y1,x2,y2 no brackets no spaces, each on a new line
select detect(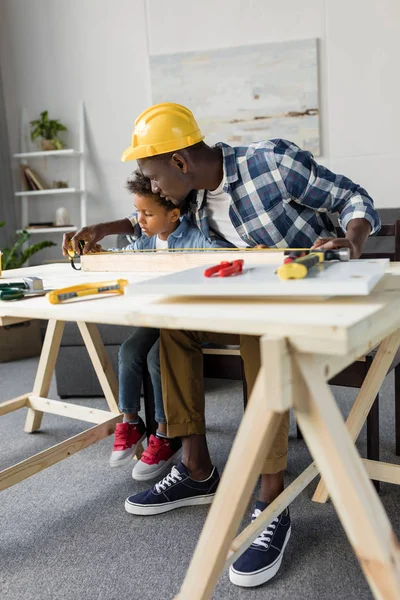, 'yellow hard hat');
121,102,204,162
